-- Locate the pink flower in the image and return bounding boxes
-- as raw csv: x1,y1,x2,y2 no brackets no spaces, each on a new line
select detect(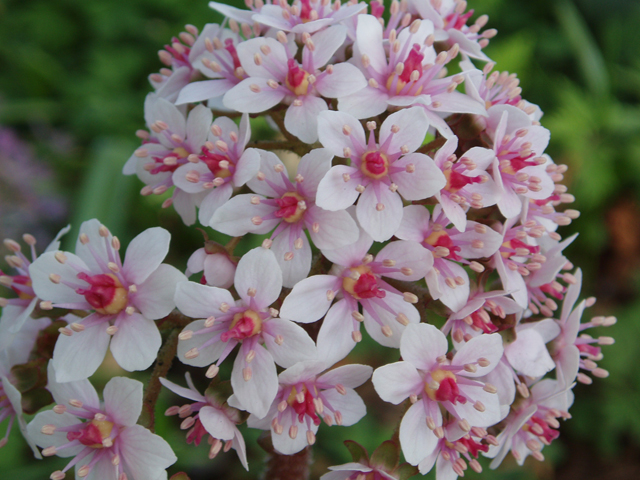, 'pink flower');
550,268,614,386
486,378,572,468
175,247,316,418
0,316,49,455
0,225,69,351
28,364,176,480
160,373,248,470
211,0,367,35
280,225,432,364
315,108,445,241
432,136,499,232
176,23,252,106
172,113,260,225
223,26,367,143
486,105,555,219
408,0,495,61
243,361,371,454
29,219,186,382
210,148,359,287
372,323,504,466
339,15,485,137
185,240,237,290
395,204,502,312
